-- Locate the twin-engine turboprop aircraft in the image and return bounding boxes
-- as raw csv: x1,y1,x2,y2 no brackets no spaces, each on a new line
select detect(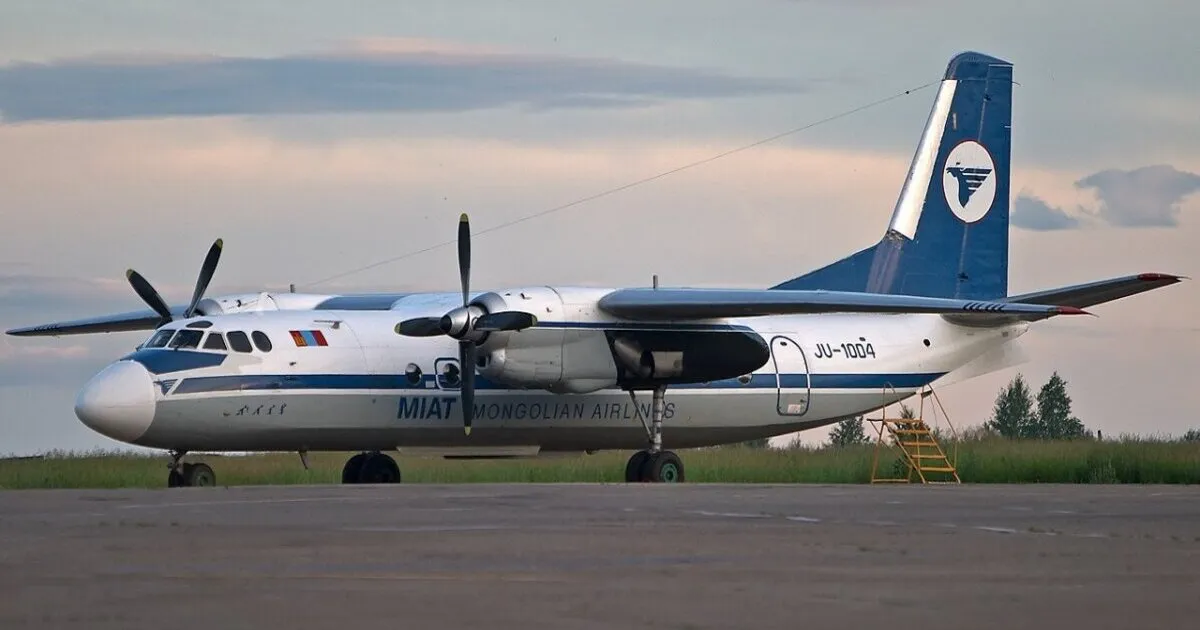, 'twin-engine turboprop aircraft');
6,52,1184,487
